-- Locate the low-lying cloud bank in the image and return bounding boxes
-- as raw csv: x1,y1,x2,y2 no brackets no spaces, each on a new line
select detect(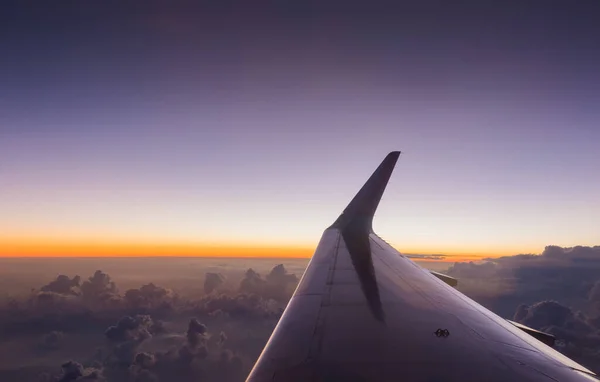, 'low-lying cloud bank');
0,264,300,382
2,246,600,380
446,246,600,311
446,245,600,370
